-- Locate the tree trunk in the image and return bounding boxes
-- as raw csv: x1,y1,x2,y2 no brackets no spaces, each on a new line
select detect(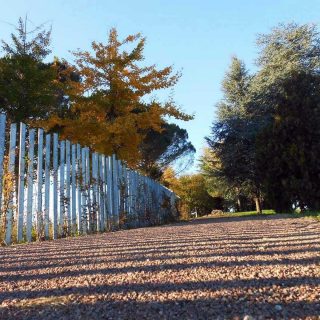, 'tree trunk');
254,197,262,214
237,197,242,212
